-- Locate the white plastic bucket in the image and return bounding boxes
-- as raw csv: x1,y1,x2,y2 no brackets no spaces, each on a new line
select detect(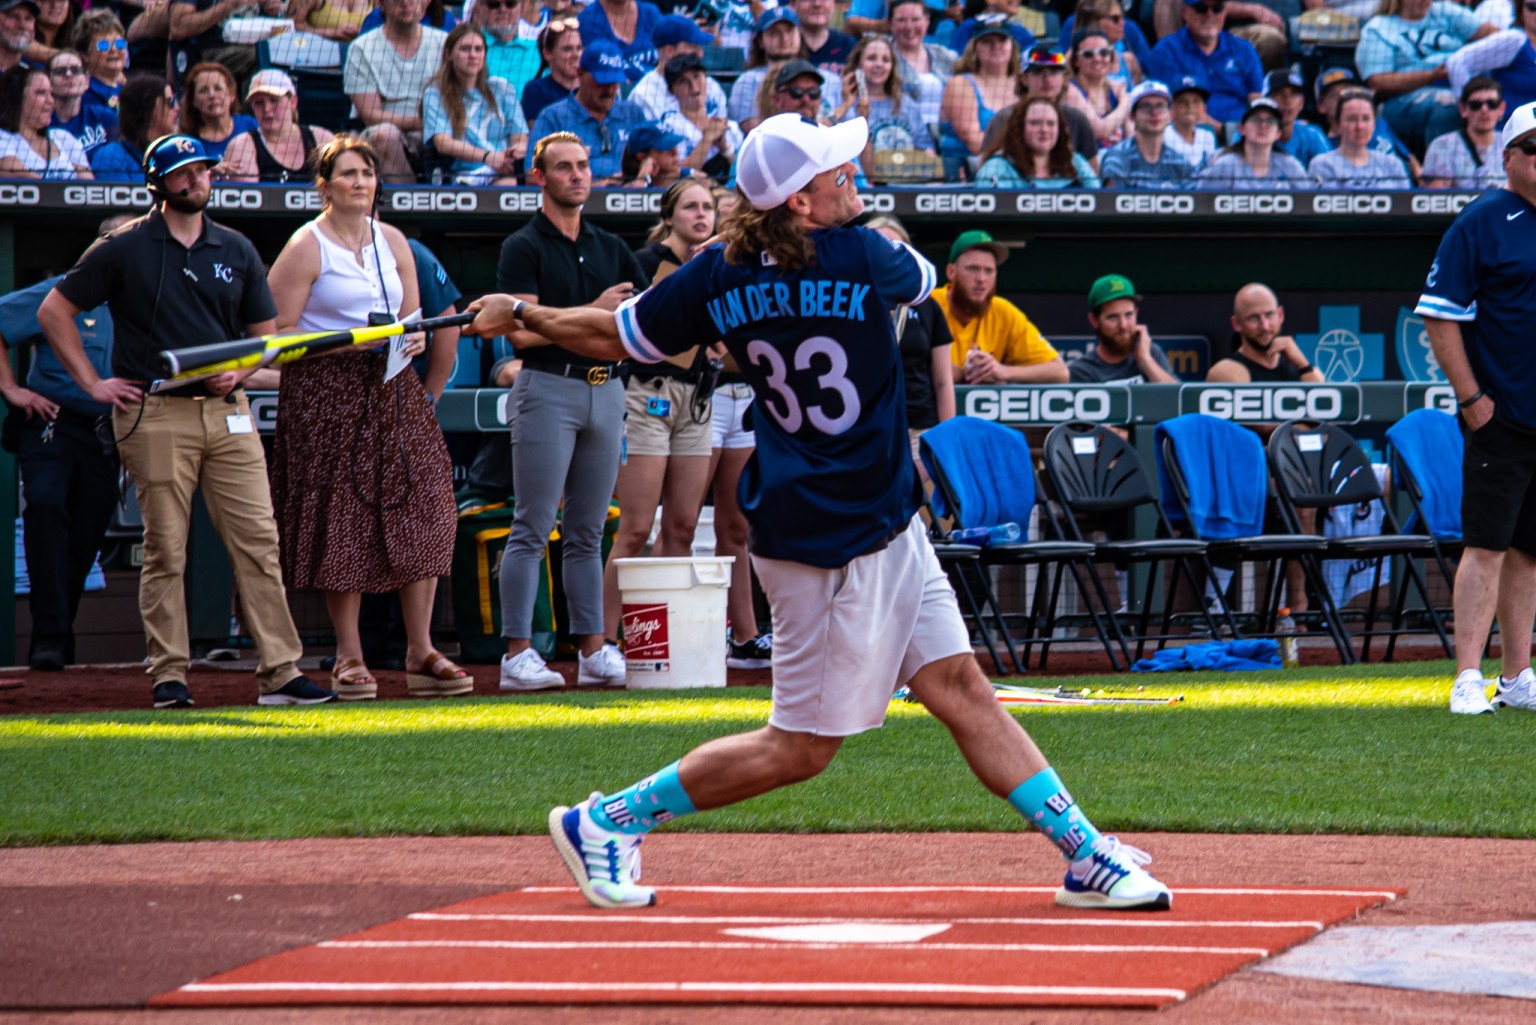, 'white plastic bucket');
616,556,734,689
